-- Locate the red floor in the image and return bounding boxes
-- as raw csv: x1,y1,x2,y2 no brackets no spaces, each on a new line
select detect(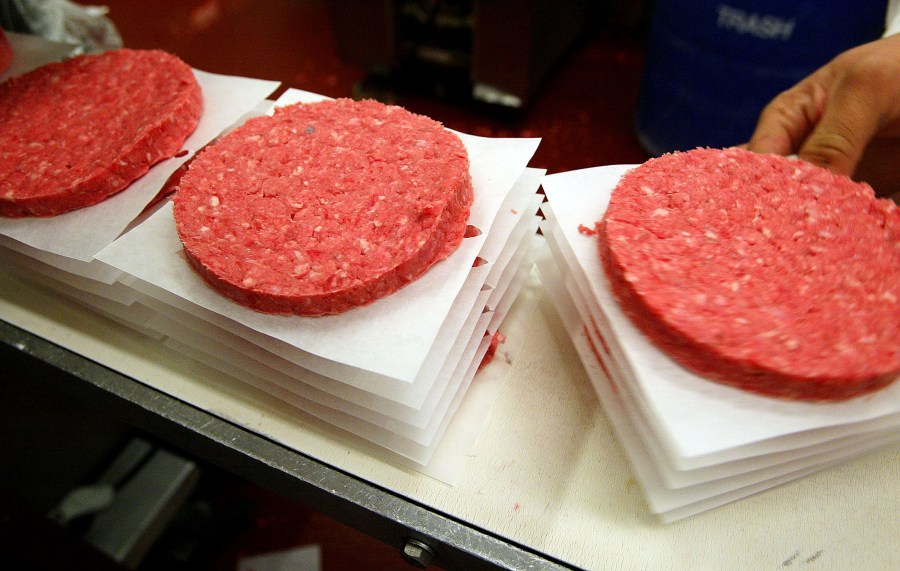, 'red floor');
99,0,650,176
5,1,650,568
